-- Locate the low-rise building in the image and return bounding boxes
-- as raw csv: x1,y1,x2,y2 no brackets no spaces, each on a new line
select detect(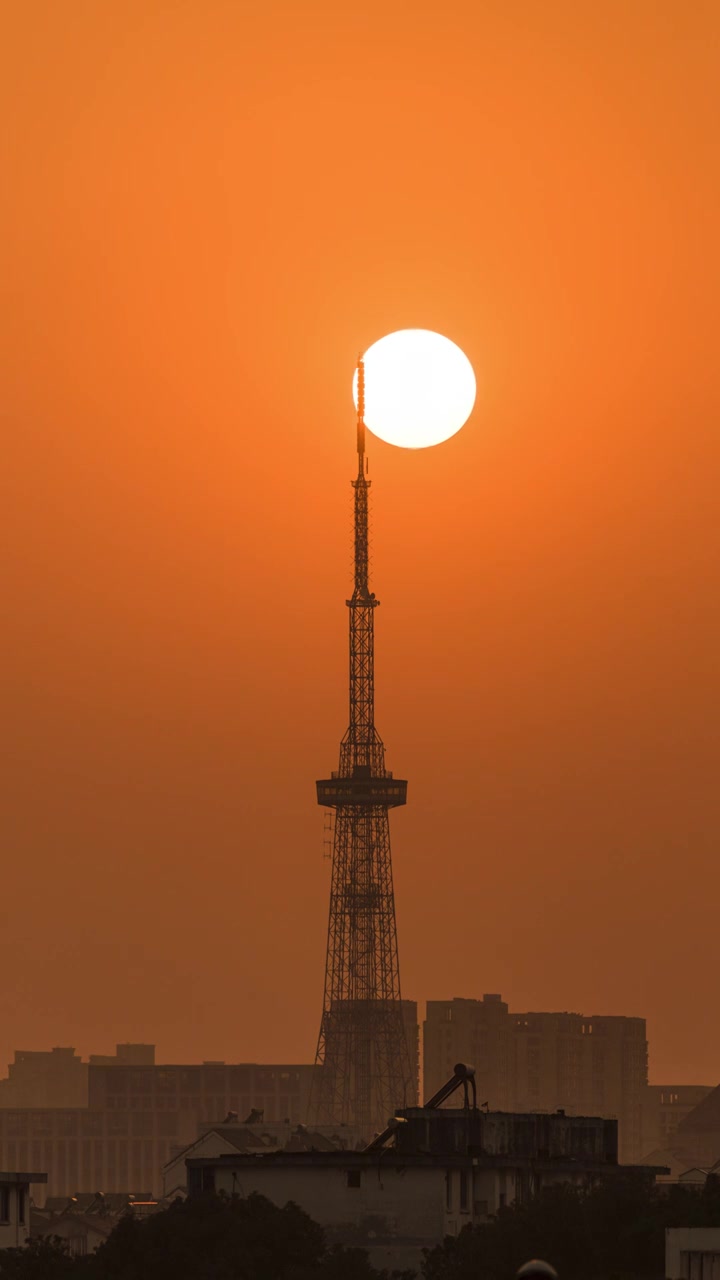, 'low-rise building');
677,1167,718,1186
0,1171,47,1249
666,1227,720,1280
185,1105,628,1273
163,1119,362,1198
31,1191,162,1258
